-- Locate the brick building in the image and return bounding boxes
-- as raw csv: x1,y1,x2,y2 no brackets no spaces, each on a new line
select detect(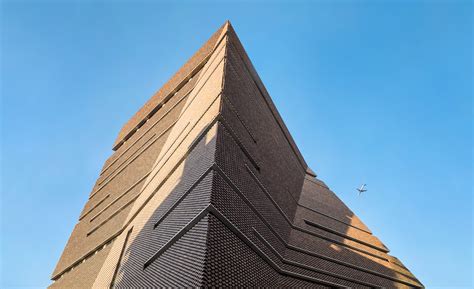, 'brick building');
50,21,423,288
